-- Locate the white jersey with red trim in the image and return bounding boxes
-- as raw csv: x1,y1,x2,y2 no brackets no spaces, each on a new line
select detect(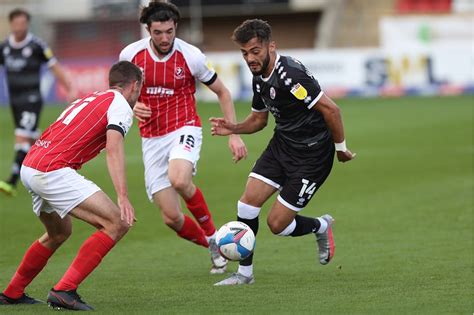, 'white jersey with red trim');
119,37,216,138
23,90,133,172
